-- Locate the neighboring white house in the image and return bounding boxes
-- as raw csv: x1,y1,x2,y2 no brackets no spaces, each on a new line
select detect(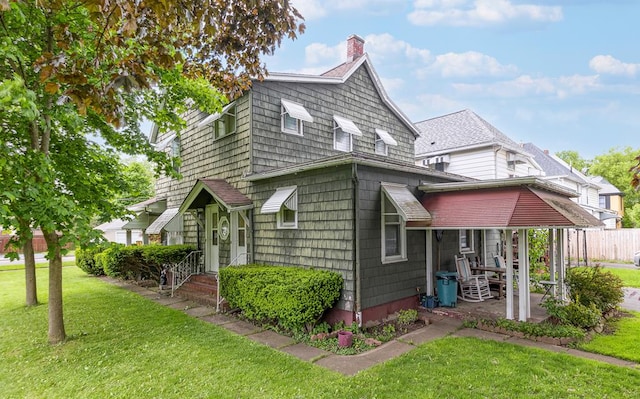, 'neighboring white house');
522,143,616,228
414,109,543,179
95,219,143,245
